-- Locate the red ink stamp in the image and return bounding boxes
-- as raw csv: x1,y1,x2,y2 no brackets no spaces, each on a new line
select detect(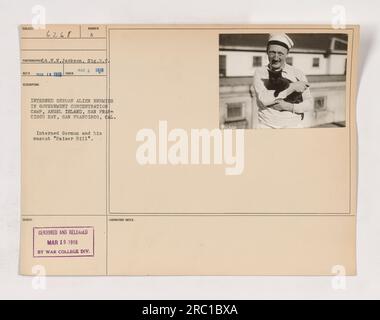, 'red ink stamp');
33,226,95,258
